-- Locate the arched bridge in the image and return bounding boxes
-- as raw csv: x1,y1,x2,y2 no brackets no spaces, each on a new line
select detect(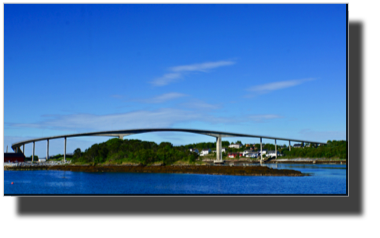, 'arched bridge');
11,128,327,163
